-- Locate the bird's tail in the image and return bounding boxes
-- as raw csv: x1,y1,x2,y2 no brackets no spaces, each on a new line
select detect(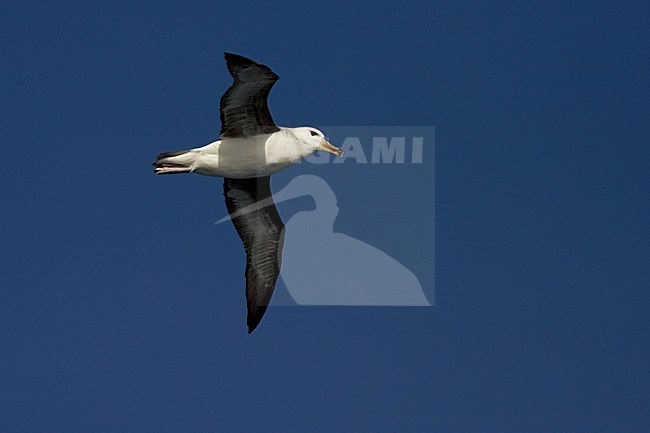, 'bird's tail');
153,150,193,175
